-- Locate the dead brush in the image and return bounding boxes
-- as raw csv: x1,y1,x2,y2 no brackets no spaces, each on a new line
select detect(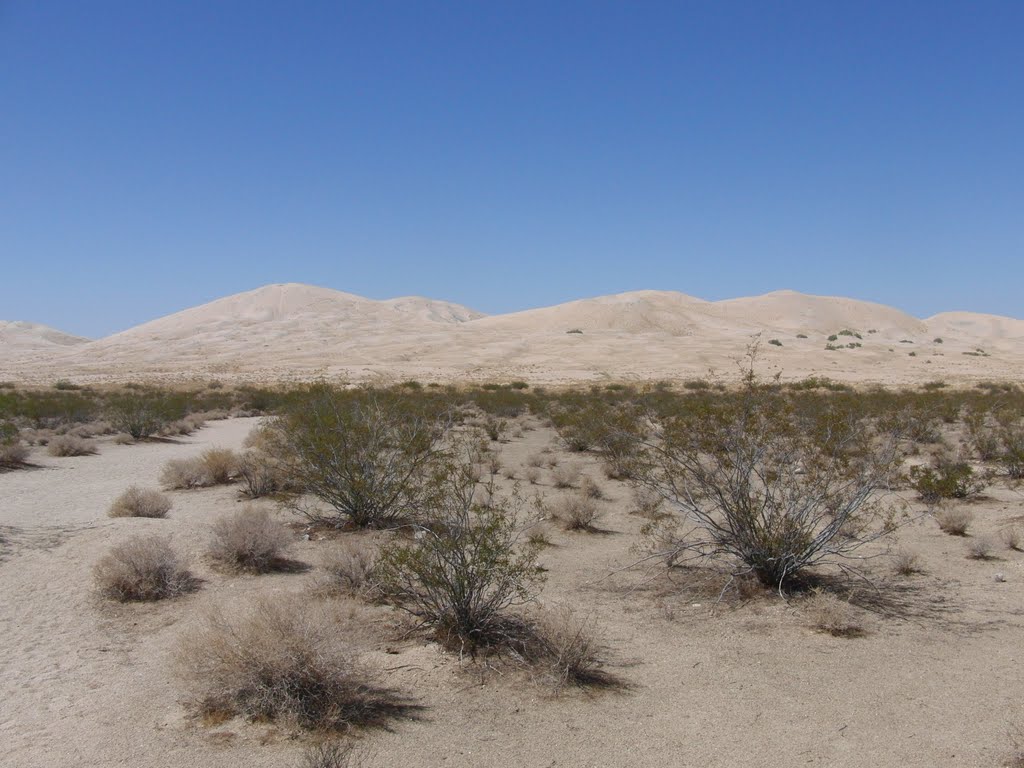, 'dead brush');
208,507,293,573
892,549,923,576
175,598,415,732
1002,526,1023,552
320,540,381,599
935,506,974,536
553,493,601,532
551,463,581,489
579,475,604,499
46,435,97,457
160,448,239,489
802,590,866,638
302,742,366,768
967,536,996,560
108,486,172,518
93,535,196,601
629,487,664,519
524,606,618,690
